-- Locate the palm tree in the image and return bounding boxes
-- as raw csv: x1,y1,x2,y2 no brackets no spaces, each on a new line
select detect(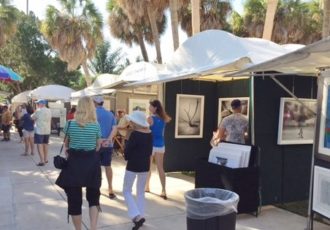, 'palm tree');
0,0,19,48
40,0,103,86
107,0,149,61
263,0,279,40
191,0,200,35
90,41,123,74
323,0,330,37
169,0,179,49
117,0,167,64
273,0,322,44
233,0,322,44
179,0,232,36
